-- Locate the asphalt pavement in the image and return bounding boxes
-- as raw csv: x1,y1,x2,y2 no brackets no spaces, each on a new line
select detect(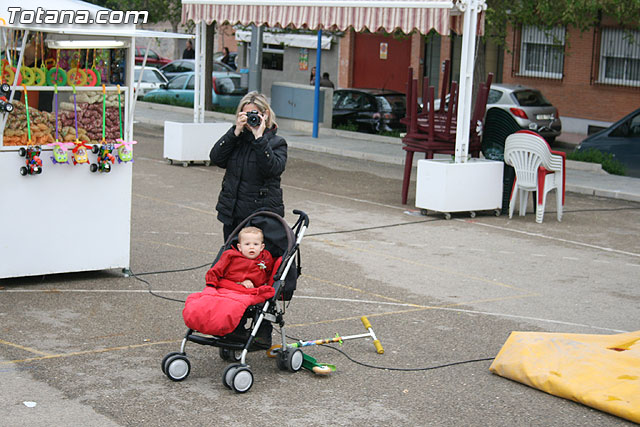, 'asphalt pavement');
1,103,639,426
133,101,640,204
